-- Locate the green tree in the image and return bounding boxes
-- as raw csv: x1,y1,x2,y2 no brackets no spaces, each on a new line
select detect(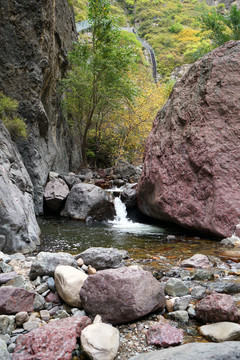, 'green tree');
0,92,27,140
61,0,138,165
199,5,240,48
